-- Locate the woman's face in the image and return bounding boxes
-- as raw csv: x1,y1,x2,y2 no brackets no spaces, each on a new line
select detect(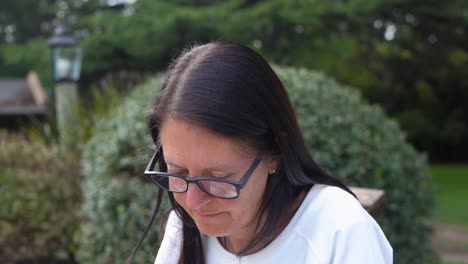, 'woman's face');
160,118,272,241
